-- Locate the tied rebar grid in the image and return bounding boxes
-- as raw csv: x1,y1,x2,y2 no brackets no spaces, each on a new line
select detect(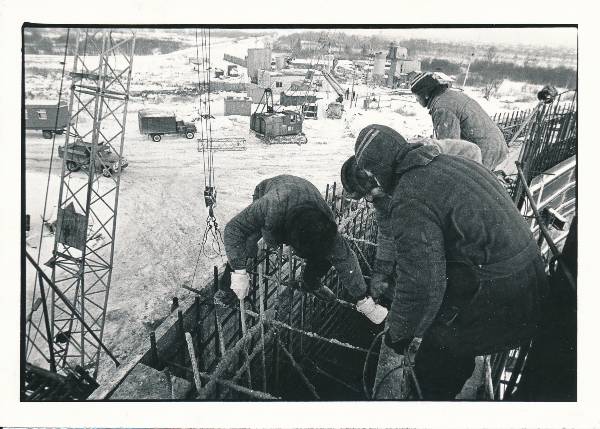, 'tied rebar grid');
140,184,380,400
492,107,536,145
490,91,577,206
